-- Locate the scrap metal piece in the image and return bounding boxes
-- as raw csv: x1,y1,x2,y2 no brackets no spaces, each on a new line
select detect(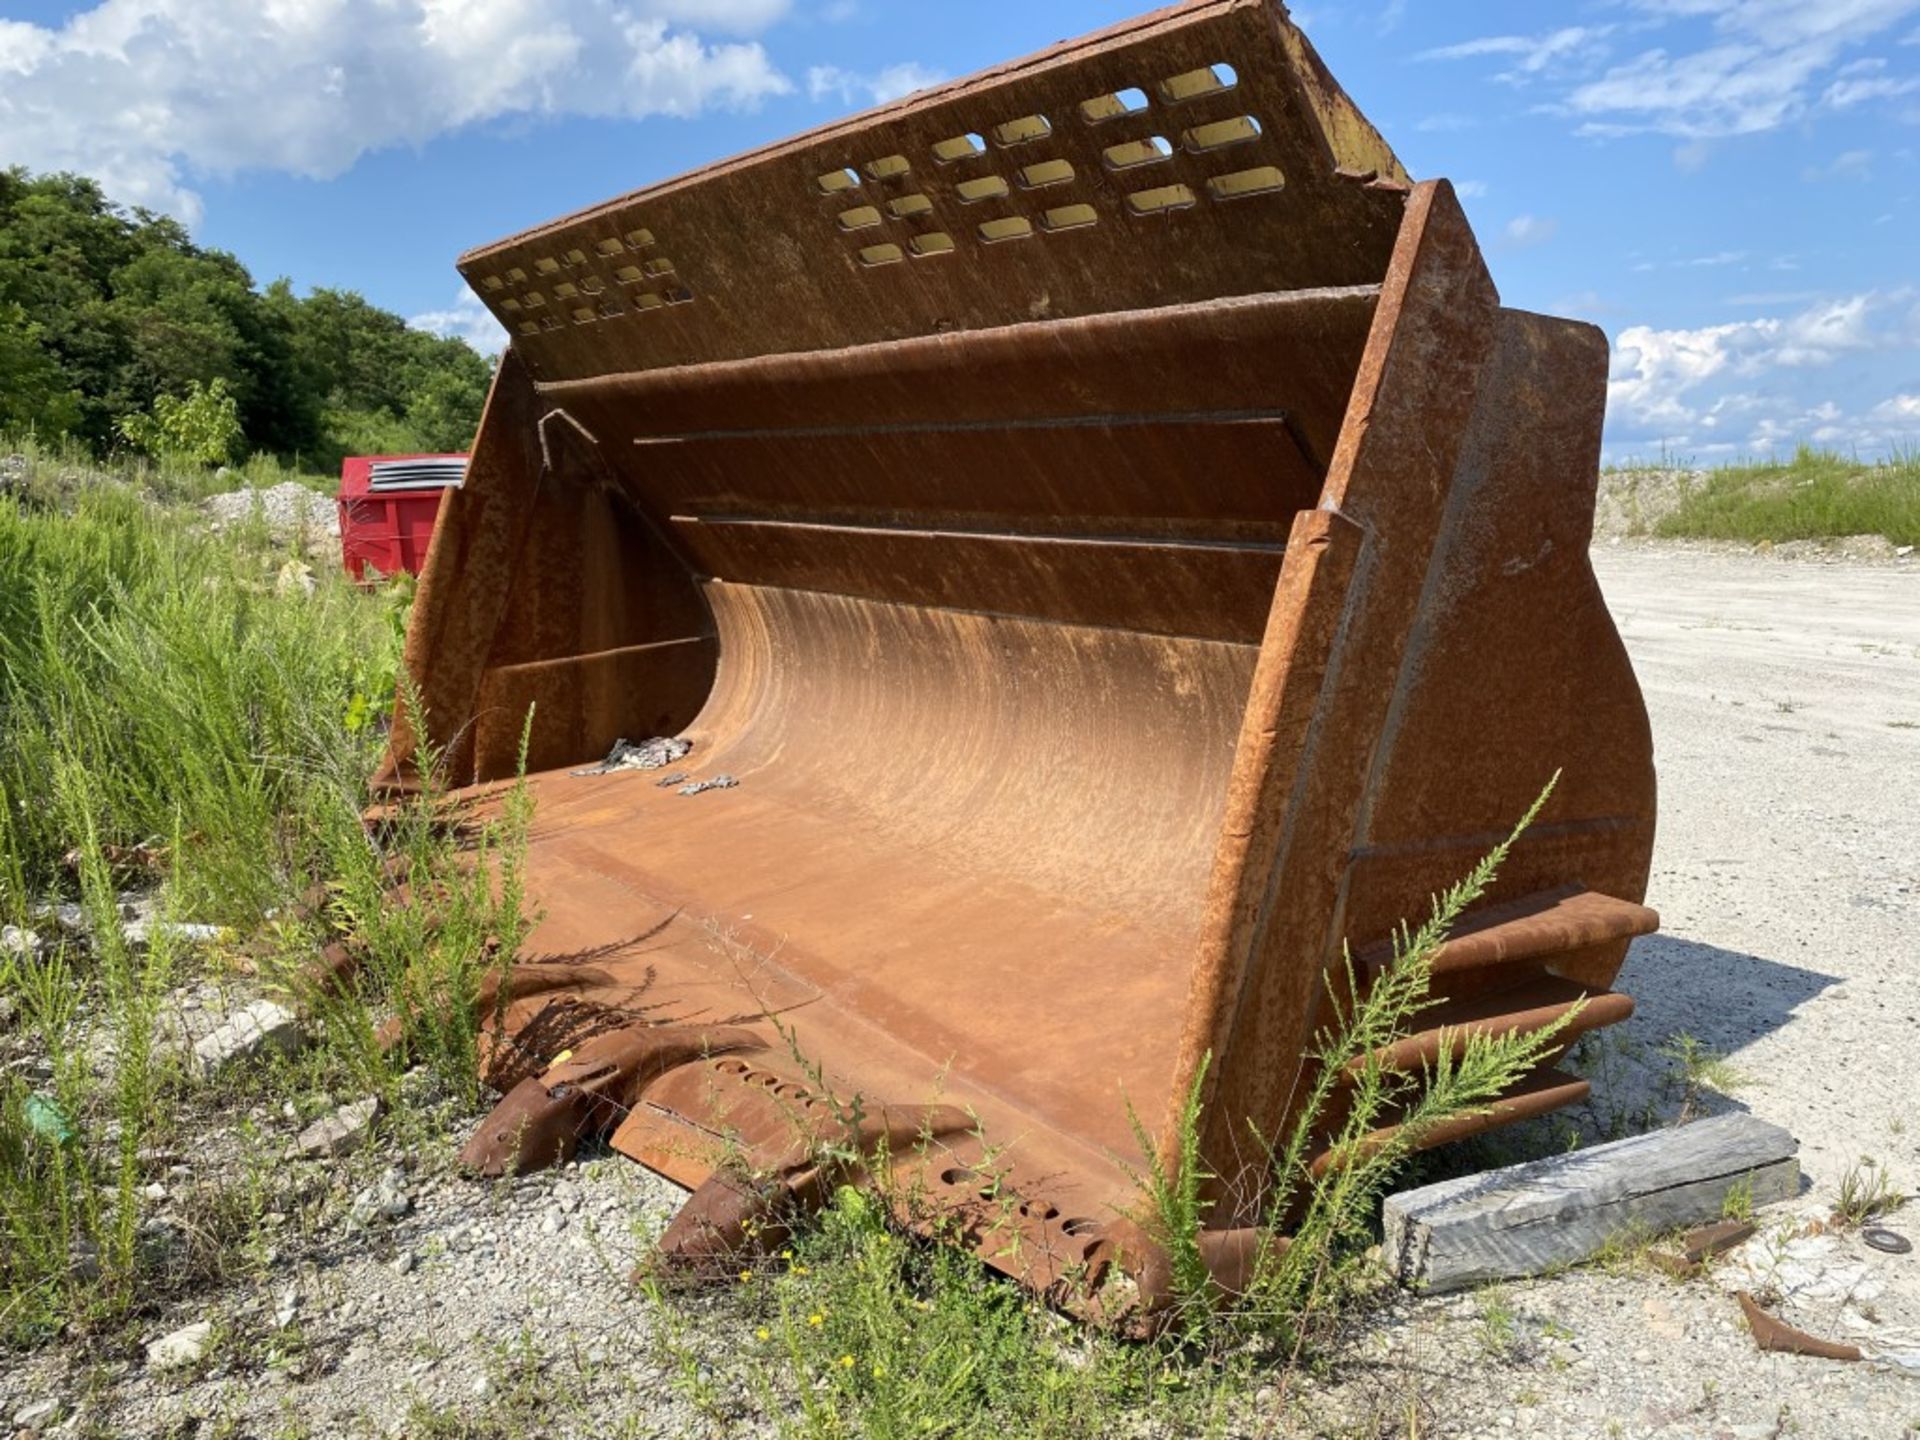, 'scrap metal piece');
1736,1291,1864,1362
676,774,737,797
1649,1218,1756,1278
458,1023,762,1176
1863,1226,1912,1255
569,736,692,777
380,0,1661,1310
